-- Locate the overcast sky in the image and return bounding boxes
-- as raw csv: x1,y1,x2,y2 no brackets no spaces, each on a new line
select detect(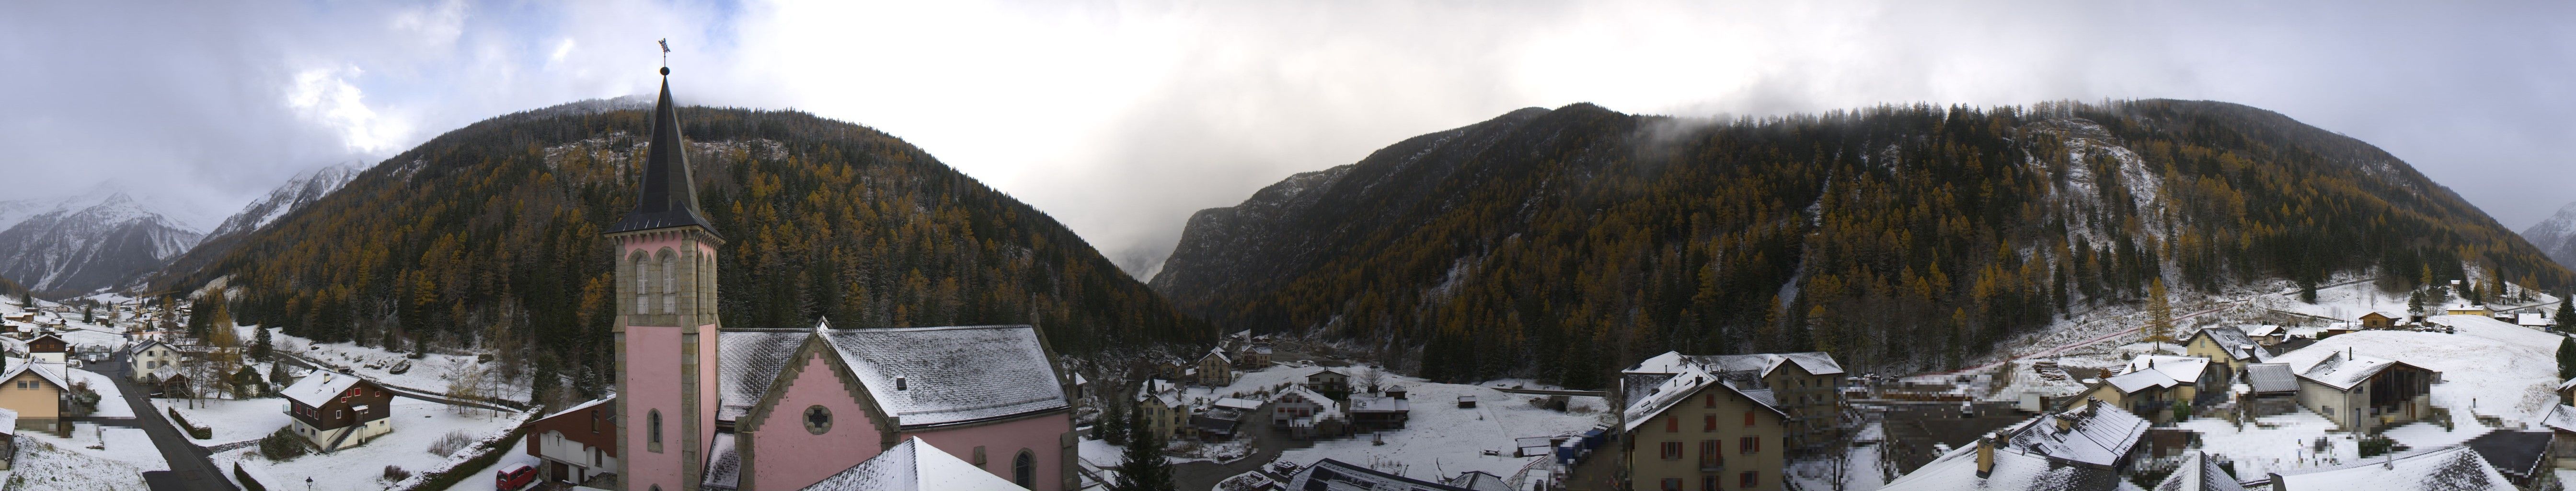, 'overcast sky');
4,1,2573,276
